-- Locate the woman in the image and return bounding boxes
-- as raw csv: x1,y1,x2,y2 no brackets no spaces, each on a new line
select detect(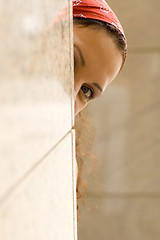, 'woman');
72,0,127,218
52,0,127,217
